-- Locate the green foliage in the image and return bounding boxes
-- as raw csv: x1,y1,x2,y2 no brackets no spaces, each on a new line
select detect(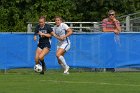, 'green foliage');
0,0,139,32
